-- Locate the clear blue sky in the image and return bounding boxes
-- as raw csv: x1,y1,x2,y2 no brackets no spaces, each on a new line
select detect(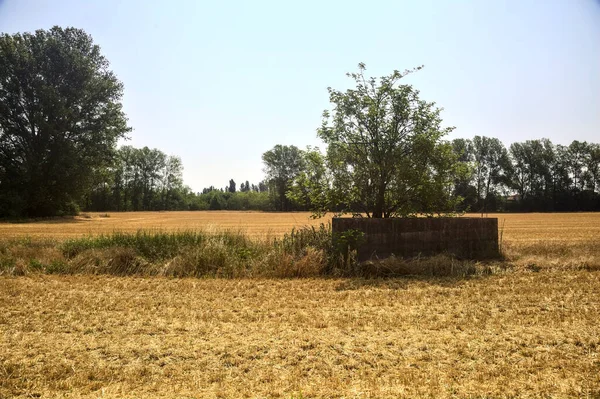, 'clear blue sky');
1,0,599,192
